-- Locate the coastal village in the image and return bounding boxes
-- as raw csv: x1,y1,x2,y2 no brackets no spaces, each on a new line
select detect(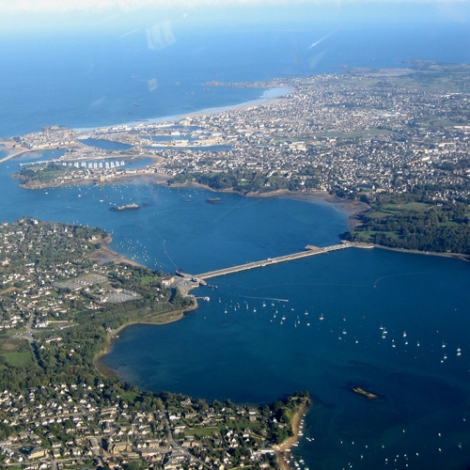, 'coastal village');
0,381,307,470
0,219,309,469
